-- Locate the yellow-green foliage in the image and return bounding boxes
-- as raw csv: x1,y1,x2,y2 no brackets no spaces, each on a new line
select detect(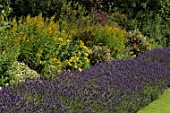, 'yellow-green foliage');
73,24,126,58
94,25,126,57
10,14,63,77
0,33,20,87
58,40,92,72
5,14,91,77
